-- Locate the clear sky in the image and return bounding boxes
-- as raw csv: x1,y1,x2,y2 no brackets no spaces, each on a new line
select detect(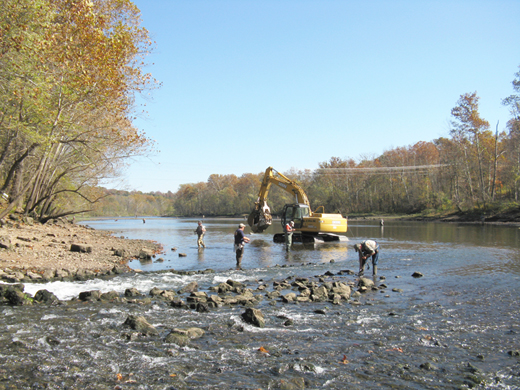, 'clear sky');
117,0,520,193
